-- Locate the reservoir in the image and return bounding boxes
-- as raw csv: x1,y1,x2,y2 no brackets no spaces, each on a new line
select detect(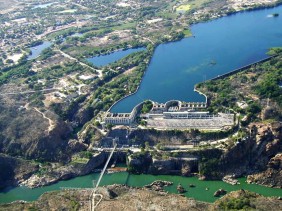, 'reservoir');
87,47,146,67
111,5,282,113
27,41,52,60
0,172,281,204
